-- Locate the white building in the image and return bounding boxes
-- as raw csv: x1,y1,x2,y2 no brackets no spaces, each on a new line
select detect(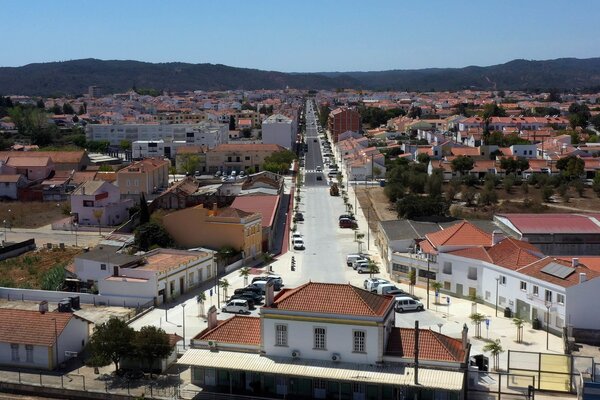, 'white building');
70,180,133,227
182,282,469,399
0,309,89,370
87,122,228,148
261,114,295,150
